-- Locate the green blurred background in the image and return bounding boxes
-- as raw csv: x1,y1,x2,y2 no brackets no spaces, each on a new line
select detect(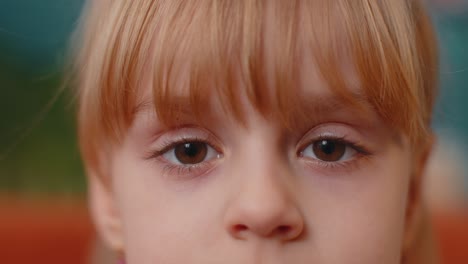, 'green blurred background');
0,0,467,197
0,1,85,196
